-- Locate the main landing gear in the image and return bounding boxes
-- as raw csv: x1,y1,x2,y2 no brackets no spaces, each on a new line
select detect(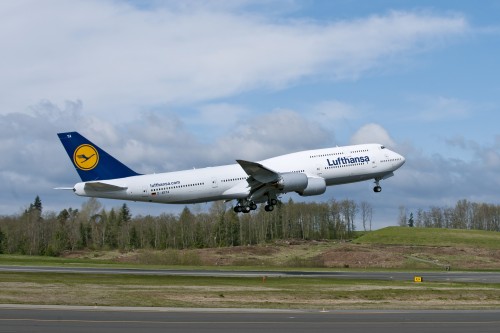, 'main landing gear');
264,198,278,212
373,179,382,193
233,198,278,213
233,201,257,213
